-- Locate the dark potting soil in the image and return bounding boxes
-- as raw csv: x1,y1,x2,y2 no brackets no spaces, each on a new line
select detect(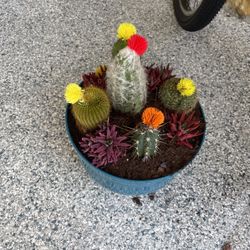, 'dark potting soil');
105,140,197,179
67,92,205,180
